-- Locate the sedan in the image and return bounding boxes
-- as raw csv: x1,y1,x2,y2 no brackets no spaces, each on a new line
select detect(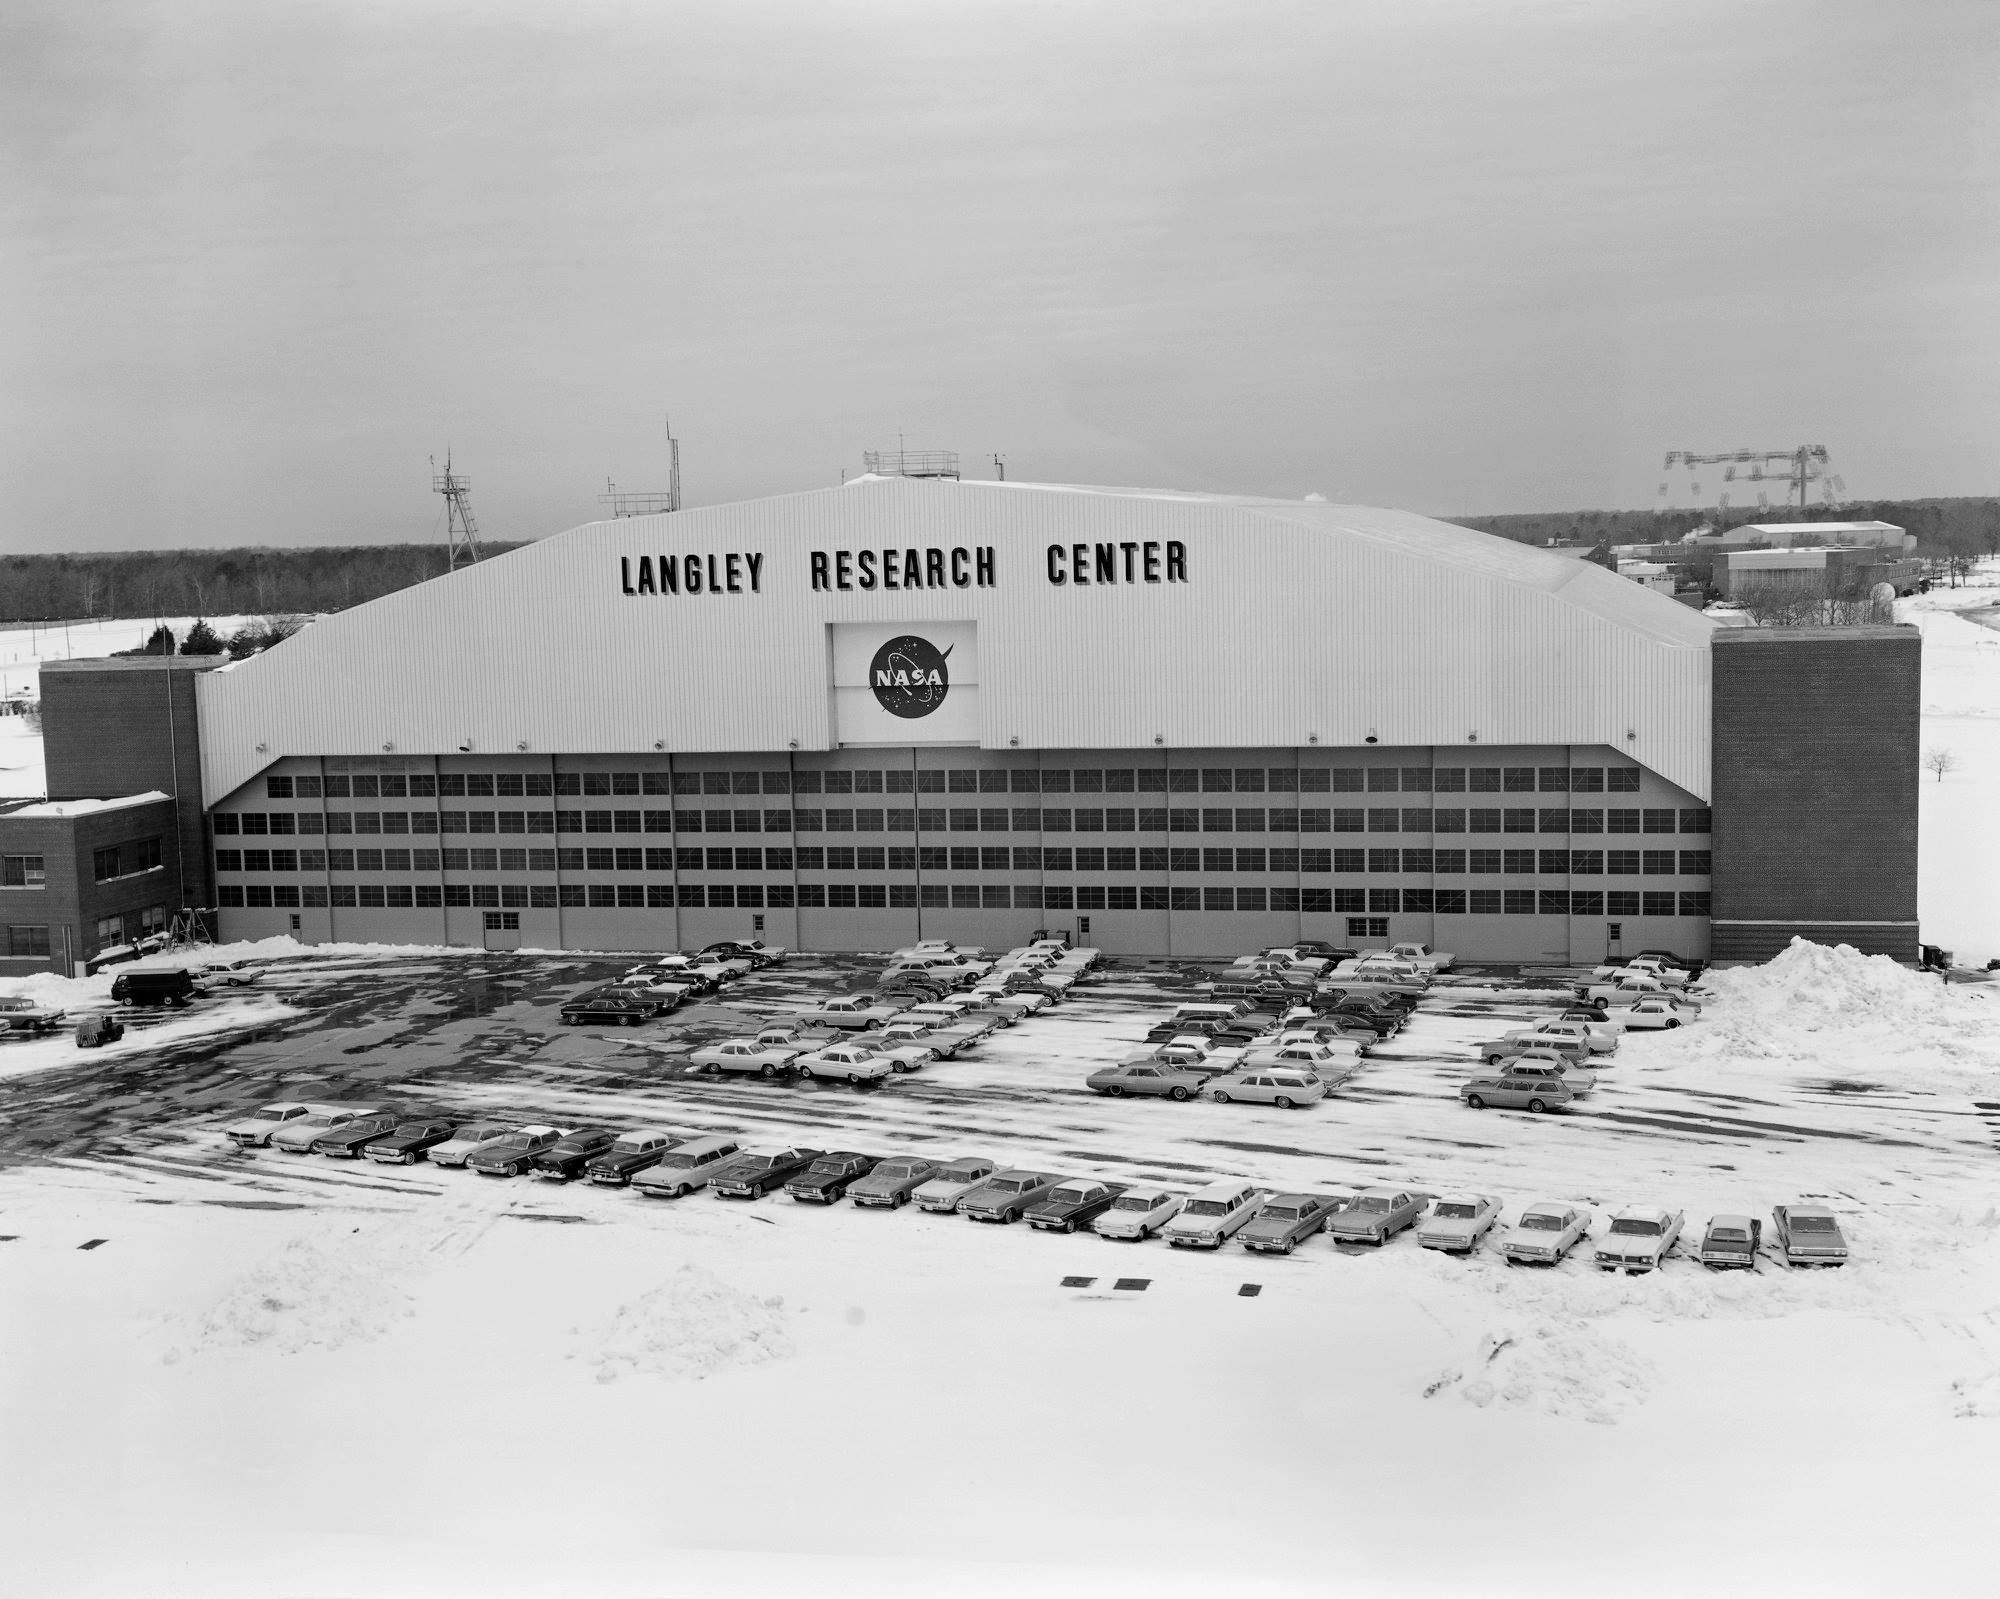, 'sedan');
1593,1207,1684,1273
786,1152,880,1203
428,1121,518,1169
584,1129,682,1186
1604,997,1693,1031
362,1120,461,1165
688,1040,801,1077
1415,1194,1503,1254
269,1107,377,1154
1092,1186,1186,1240
912,1155,999,1213
709,1144,823,1199
1696,1214,1763,1269
1496,1057,1598,1095
560,990,655,1027
1085,1062,1206,1101
223,1101,315,1149
1501,1202,1594,1265
1026,1180,1127,1234
531,1128,619,1181
1325,1187,1426,1246
1772,1203,1850,1267
1238,1193,1345,1255
958,1169,1064,1224
848,1156,941,1208
310,1113,404,1158
1205,1070,1327,1109
466,1126,565,1177
794,1043,897,1084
